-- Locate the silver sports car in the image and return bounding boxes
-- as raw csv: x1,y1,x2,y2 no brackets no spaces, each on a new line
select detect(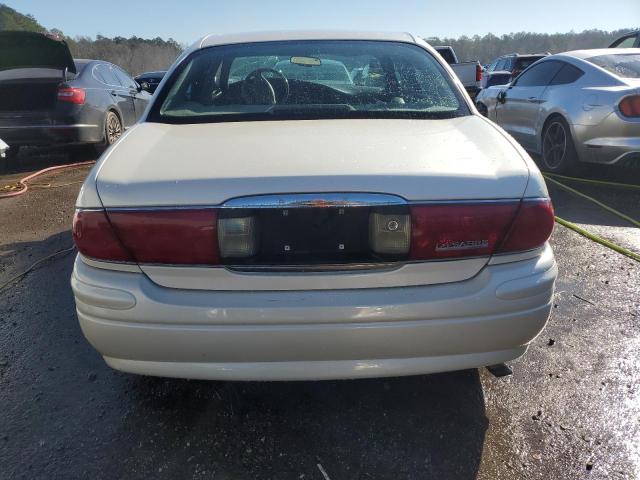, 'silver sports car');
476,49,640,172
